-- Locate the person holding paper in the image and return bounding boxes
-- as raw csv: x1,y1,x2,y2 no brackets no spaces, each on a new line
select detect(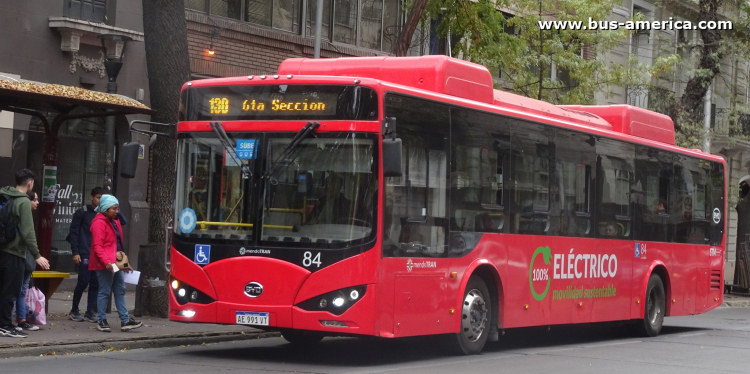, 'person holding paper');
89,195,142,332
